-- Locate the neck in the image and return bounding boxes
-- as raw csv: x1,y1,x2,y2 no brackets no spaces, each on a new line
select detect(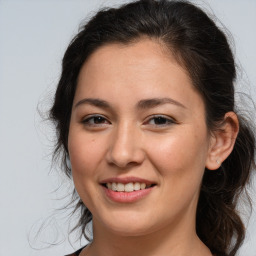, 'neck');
85,218,211,256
